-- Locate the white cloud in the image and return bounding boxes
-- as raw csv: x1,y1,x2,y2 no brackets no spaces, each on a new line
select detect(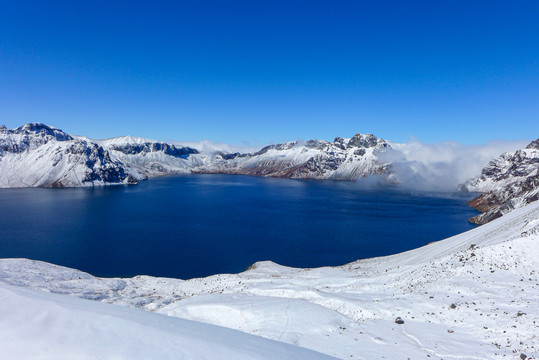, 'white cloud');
378,138,529,191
